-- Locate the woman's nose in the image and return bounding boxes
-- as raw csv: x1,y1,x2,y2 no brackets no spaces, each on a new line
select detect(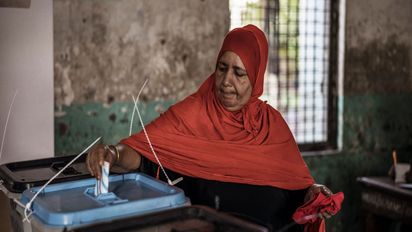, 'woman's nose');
222,71,233,86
